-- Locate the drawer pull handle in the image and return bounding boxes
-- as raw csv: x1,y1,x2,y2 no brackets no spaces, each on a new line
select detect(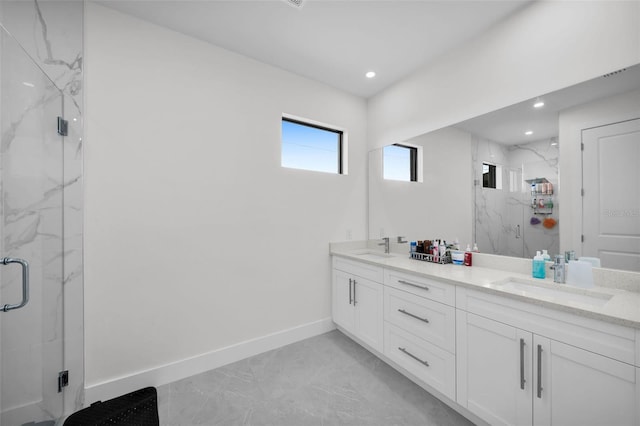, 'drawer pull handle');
398,308,429,324
398,280,429,291
348,278,353,305
537,344,543,399
398,347,429,367
353,279,357,306
520,338,526,390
